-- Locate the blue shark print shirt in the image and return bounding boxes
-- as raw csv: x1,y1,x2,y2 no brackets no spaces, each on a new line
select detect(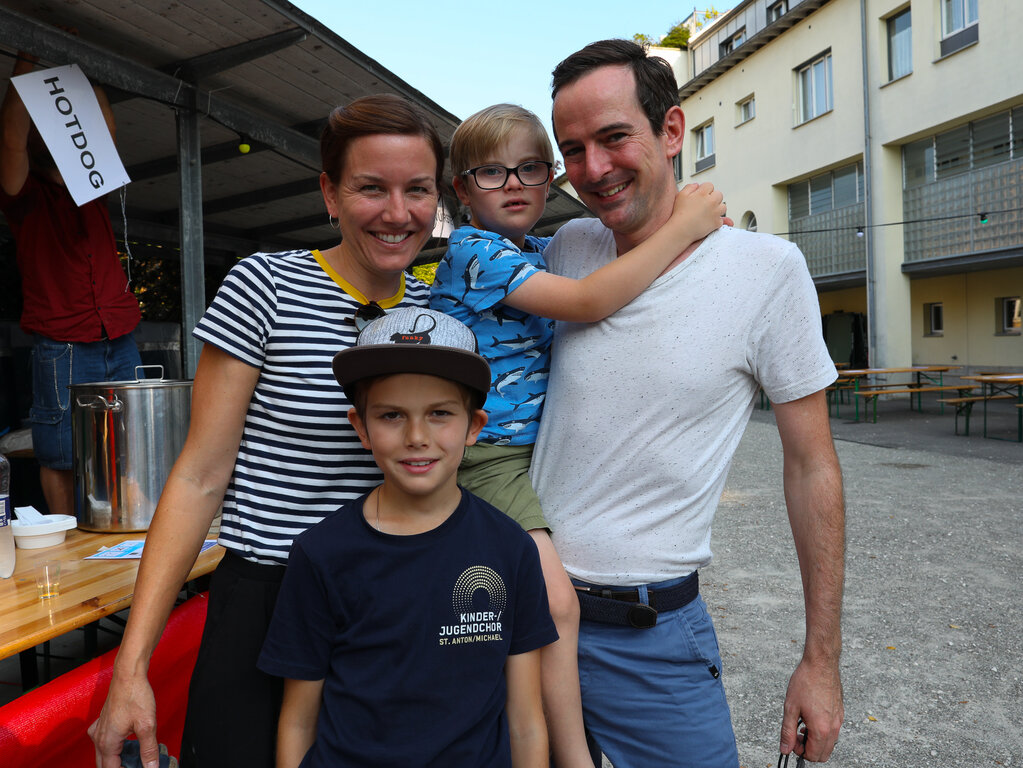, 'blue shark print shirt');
430,225,553,445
